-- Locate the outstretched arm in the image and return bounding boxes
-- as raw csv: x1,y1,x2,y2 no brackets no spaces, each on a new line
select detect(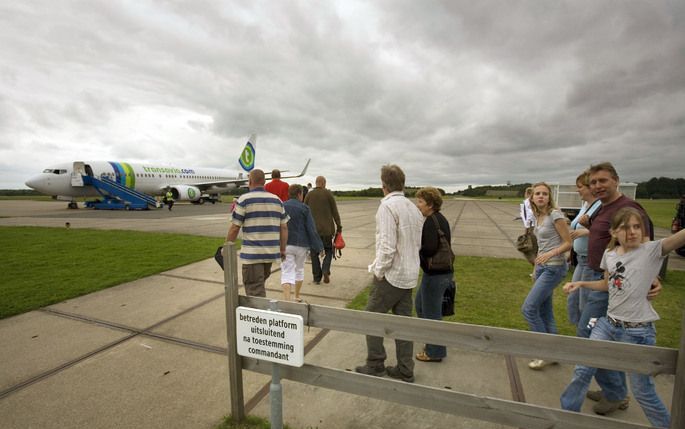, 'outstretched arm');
563,271,609,294
660,228,685,255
